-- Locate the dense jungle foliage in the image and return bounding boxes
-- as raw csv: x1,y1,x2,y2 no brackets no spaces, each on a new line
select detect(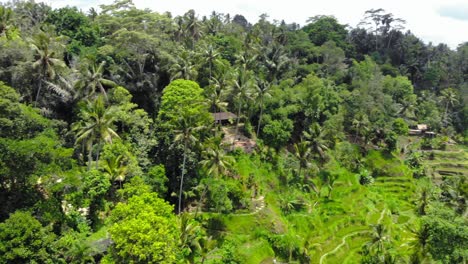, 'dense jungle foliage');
0,0,467,263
